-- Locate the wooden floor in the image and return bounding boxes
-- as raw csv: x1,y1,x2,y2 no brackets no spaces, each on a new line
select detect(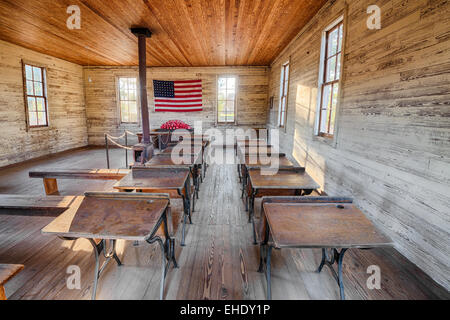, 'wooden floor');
0,147,448,300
